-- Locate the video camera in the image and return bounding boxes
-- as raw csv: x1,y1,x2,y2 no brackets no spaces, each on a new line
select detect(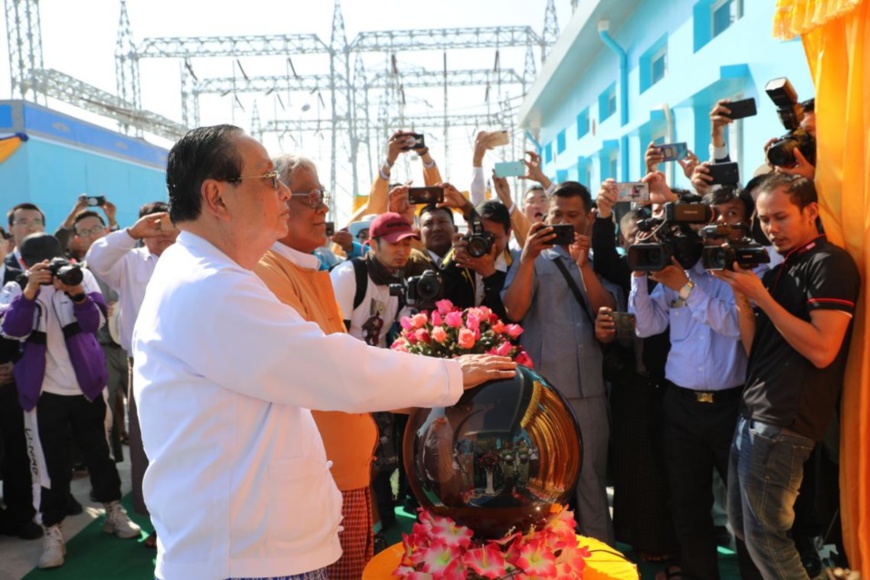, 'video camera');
389,270,442,310
627,202,712,272
463,210,495,258
765,78,816,168
699,223,770,271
